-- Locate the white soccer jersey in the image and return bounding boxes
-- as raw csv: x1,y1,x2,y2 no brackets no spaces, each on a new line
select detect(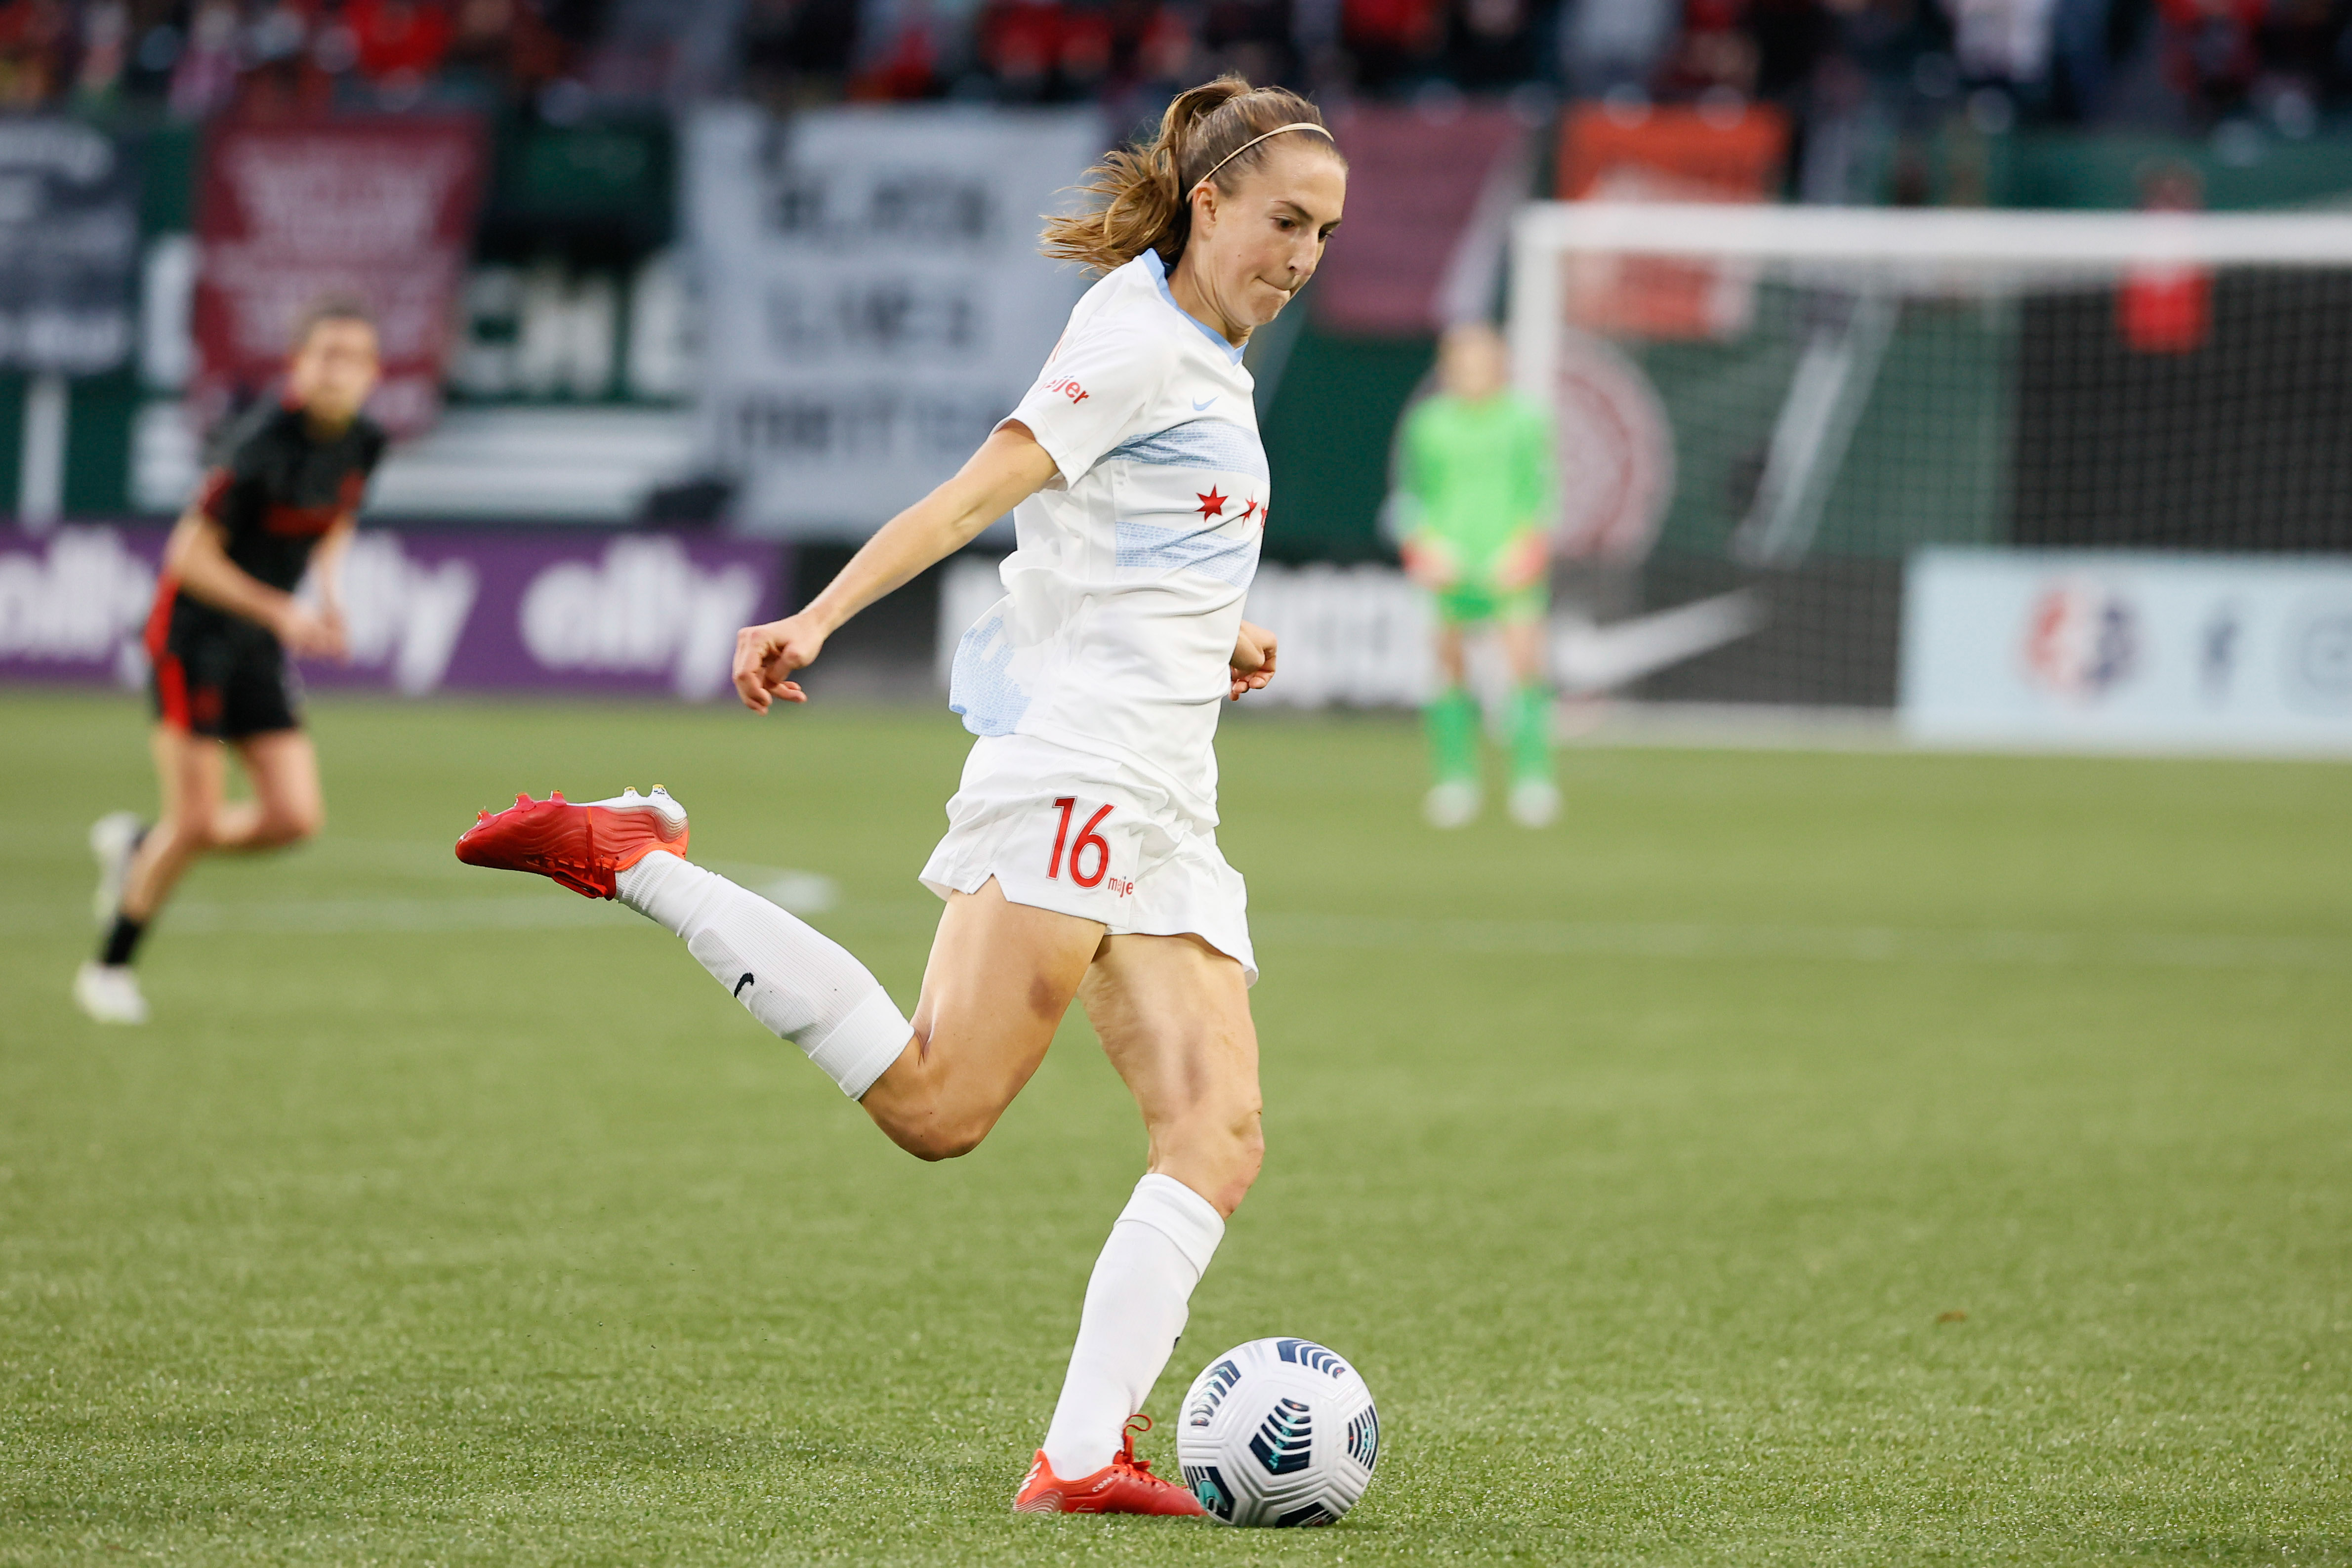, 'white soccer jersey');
949,249,1268,828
